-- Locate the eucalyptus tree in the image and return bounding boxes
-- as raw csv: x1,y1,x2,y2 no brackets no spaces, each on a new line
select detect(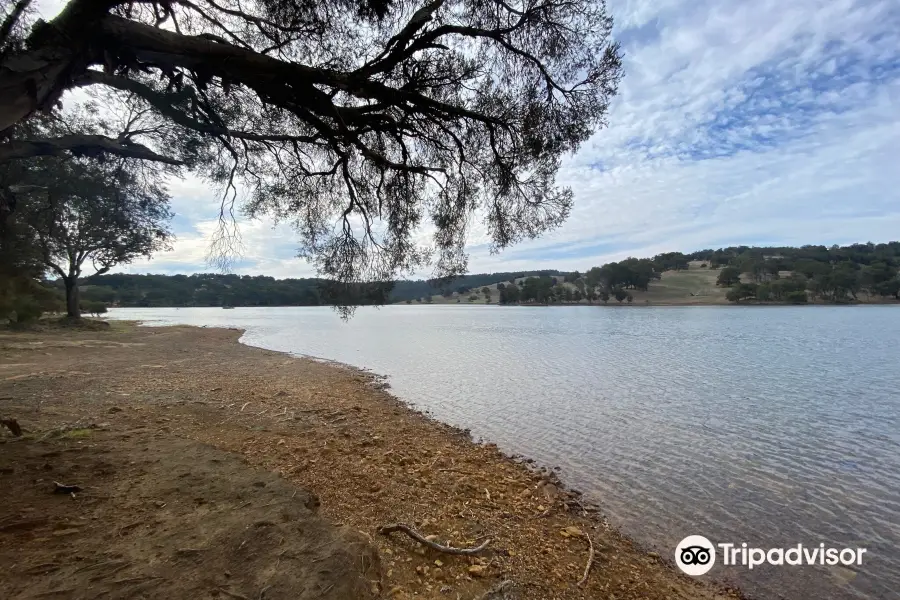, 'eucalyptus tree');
1,0,622,286
12,143,173,317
